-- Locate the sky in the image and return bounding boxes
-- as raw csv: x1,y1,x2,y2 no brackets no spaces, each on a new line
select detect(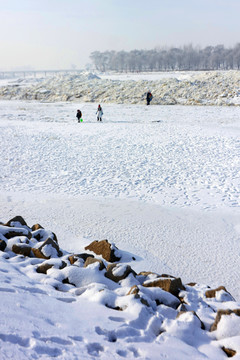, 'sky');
0,0,240,71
